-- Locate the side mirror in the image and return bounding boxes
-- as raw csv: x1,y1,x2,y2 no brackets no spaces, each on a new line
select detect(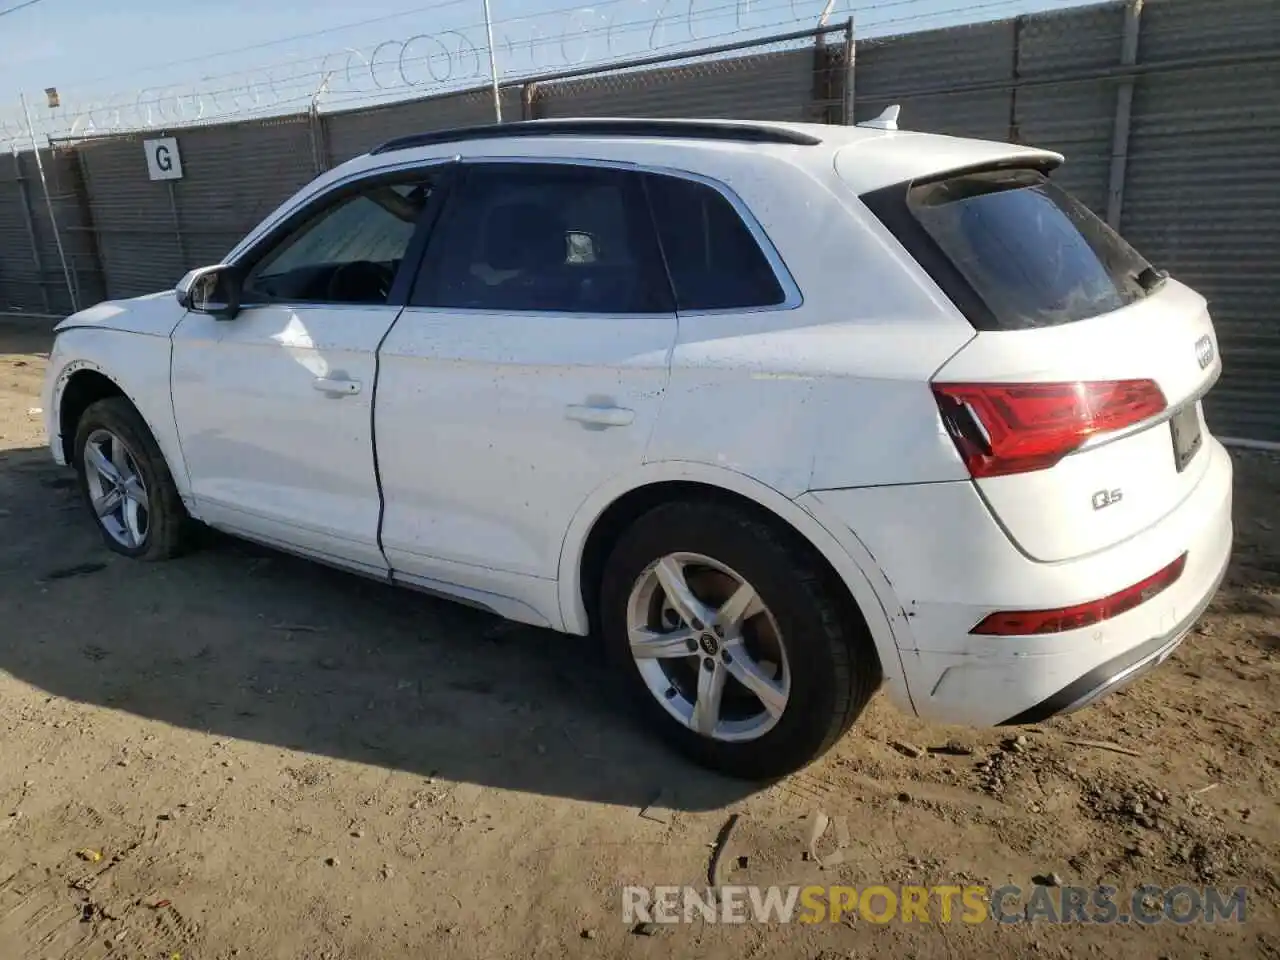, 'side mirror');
176,265,241,320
